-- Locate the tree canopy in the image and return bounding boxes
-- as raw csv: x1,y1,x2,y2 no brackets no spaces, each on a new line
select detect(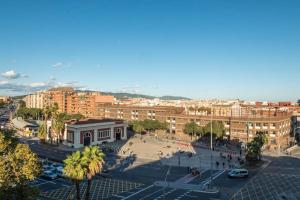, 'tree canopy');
129,120,168,134
0,130,41,200
16,107,43,120
203,121,225,138
246,132,268,162
183,122,201,139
